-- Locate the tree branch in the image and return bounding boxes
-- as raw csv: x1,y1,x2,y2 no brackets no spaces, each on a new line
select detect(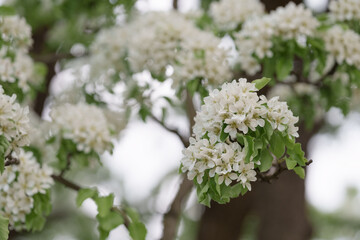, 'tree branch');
256,159,313,183
172,0,178,10
161,91,196,240
51,174,131,229
4,156,20,166
149,114,188,147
